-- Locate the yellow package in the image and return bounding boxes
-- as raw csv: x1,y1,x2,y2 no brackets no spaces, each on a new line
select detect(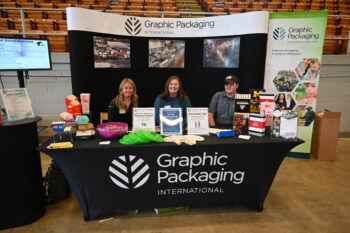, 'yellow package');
47,142,73,149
